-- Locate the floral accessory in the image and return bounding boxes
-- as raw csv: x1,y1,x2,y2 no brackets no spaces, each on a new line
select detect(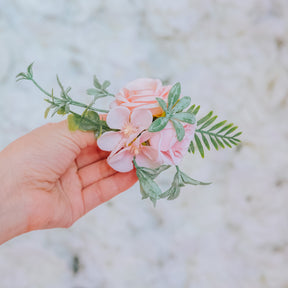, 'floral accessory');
17,64,242,206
